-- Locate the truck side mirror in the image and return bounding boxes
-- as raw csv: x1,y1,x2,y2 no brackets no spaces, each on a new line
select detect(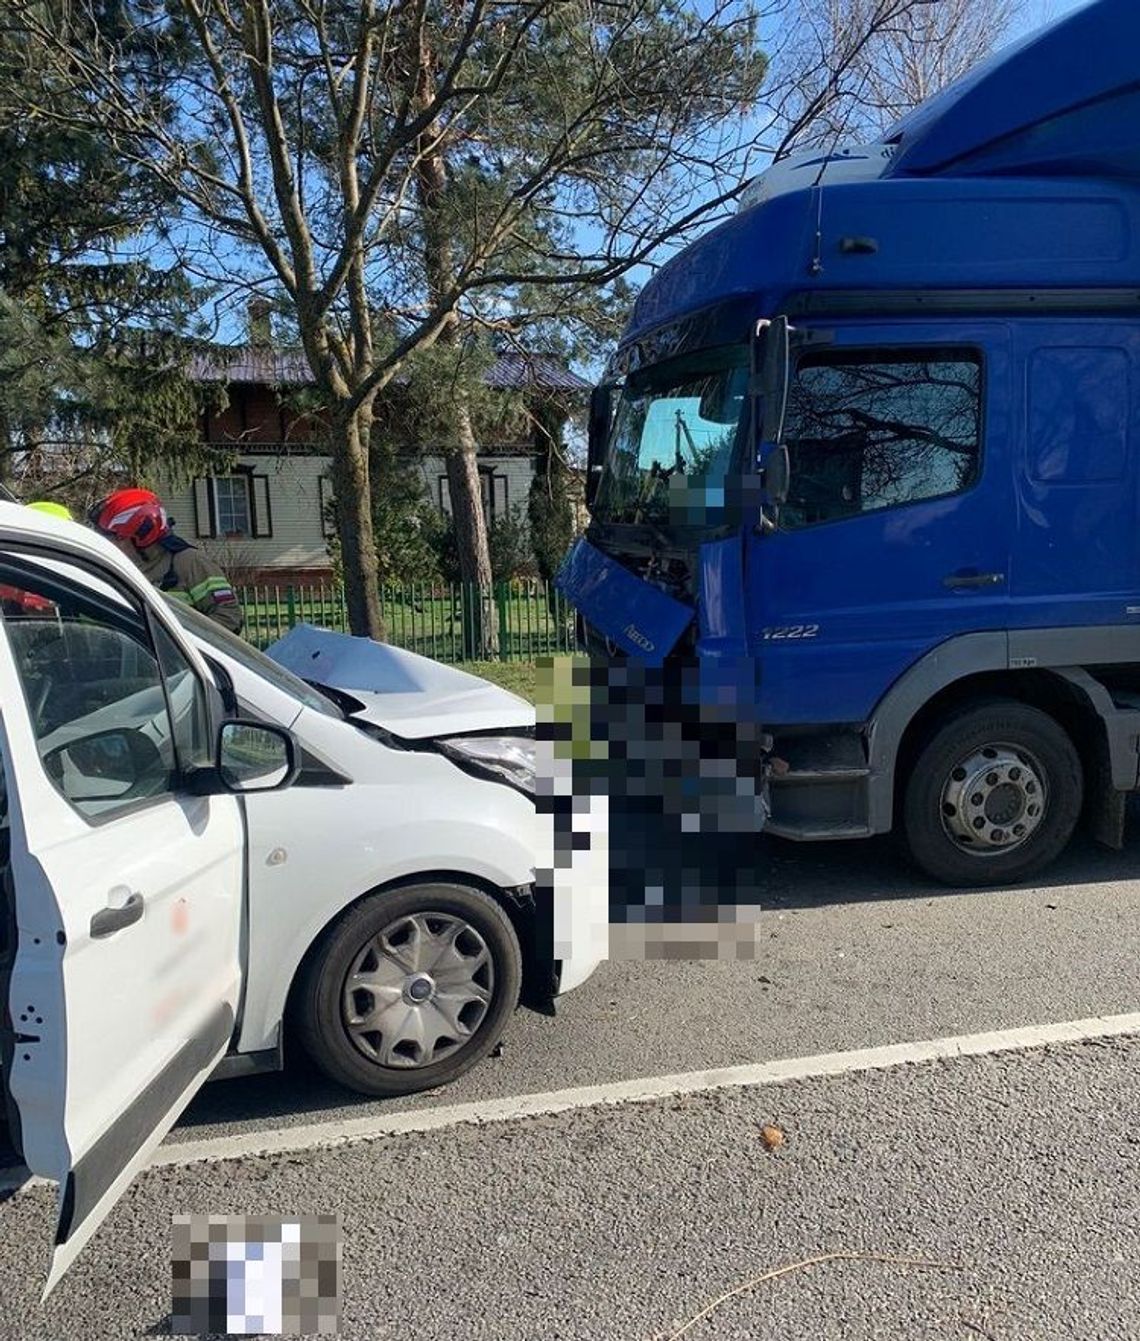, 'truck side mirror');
755,315,791,447
586,385,613,509
765,443,790,505
751,317,793,523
